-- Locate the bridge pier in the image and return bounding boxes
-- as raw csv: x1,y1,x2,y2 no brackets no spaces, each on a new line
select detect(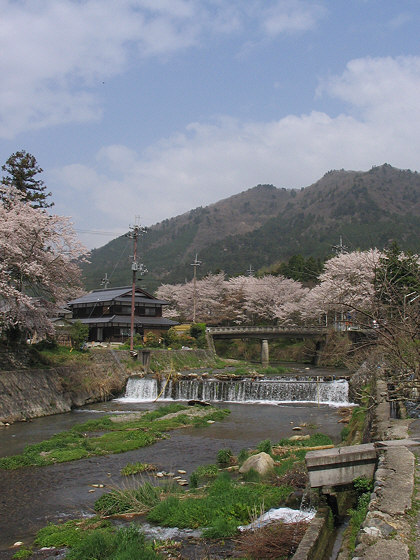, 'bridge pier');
261,339,269,366
313,339,326,365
